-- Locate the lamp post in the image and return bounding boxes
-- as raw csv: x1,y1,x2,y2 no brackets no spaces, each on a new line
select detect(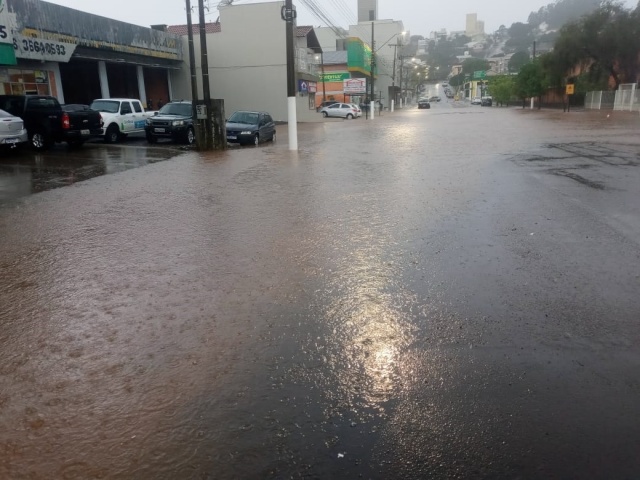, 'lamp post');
314,51,326,103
